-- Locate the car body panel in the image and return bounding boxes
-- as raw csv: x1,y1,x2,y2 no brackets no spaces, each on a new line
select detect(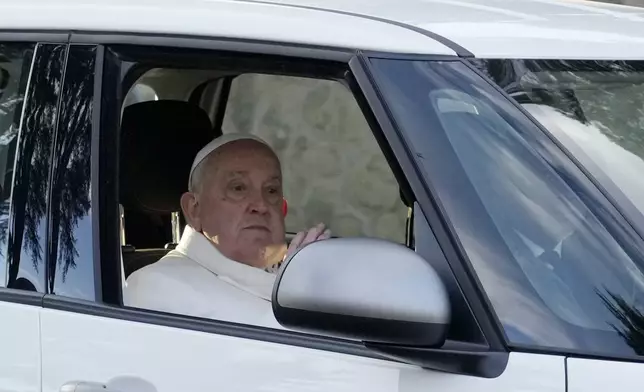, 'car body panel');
1,1,644,391
3,0,644,59
567,357,643,392
5,0,644,59
40,306,565,392
262,0,644,59
0,300,41,392
0,0,456,55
